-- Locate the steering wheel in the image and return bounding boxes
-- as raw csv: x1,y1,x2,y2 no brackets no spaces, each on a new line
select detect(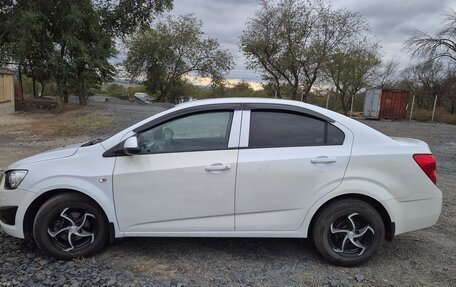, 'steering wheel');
162,127,174,141
140,127,174,153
